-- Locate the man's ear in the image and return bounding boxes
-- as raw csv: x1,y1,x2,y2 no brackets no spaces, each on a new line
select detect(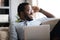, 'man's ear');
19,12,25,19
